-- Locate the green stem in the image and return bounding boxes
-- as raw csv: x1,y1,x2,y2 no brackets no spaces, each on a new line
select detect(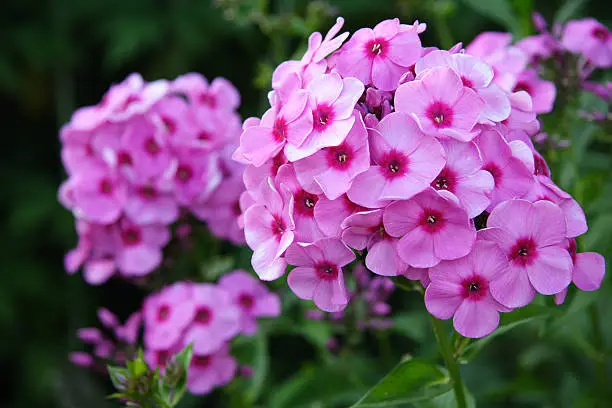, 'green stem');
430,316,467,408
